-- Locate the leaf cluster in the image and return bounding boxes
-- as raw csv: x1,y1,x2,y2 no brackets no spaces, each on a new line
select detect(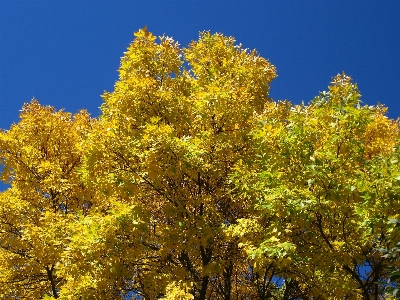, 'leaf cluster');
0,28,399,300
